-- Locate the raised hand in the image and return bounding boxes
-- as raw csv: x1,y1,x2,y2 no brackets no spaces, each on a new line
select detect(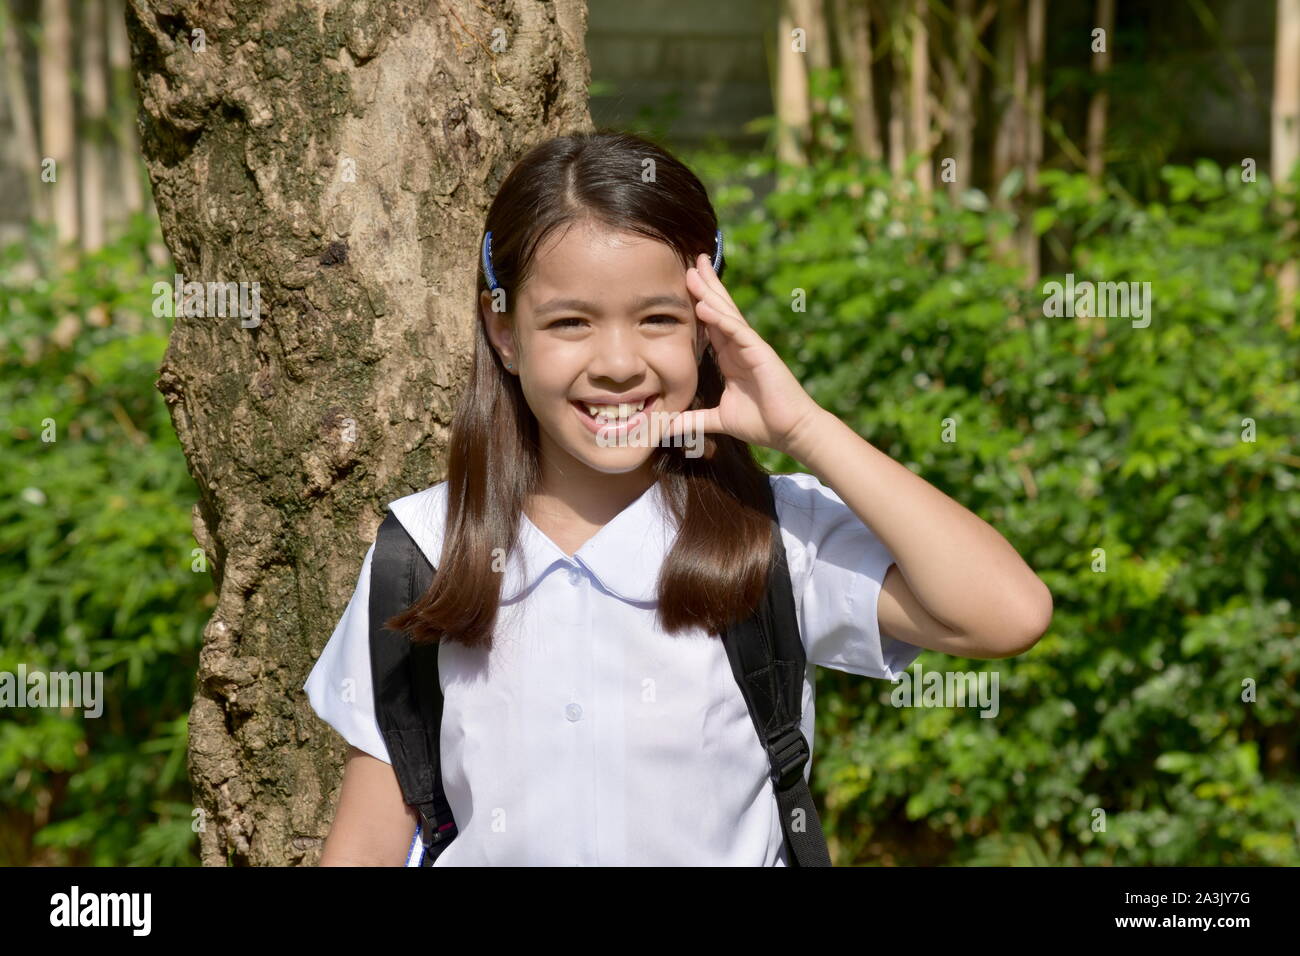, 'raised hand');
666,253,824,457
